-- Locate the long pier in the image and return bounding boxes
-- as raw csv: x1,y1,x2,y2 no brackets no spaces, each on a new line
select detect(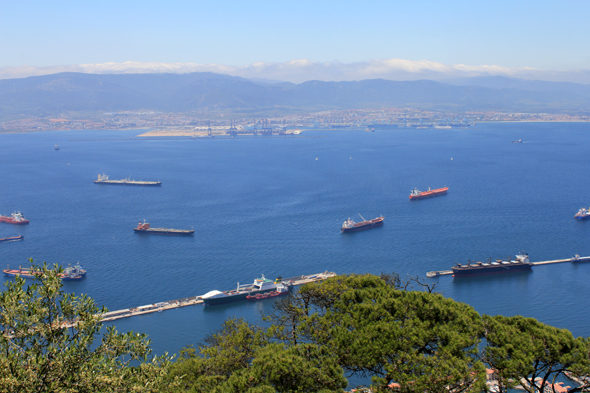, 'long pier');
98,272,336,323
426,256,590,278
